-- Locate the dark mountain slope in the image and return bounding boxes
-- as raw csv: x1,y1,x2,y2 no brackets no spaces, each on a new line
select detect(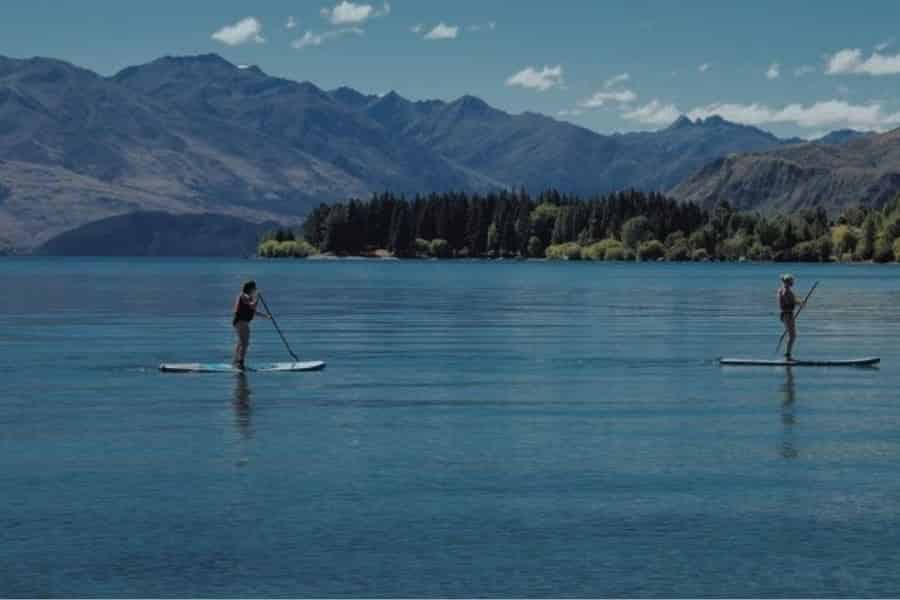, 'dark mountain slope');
670,128,900,212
